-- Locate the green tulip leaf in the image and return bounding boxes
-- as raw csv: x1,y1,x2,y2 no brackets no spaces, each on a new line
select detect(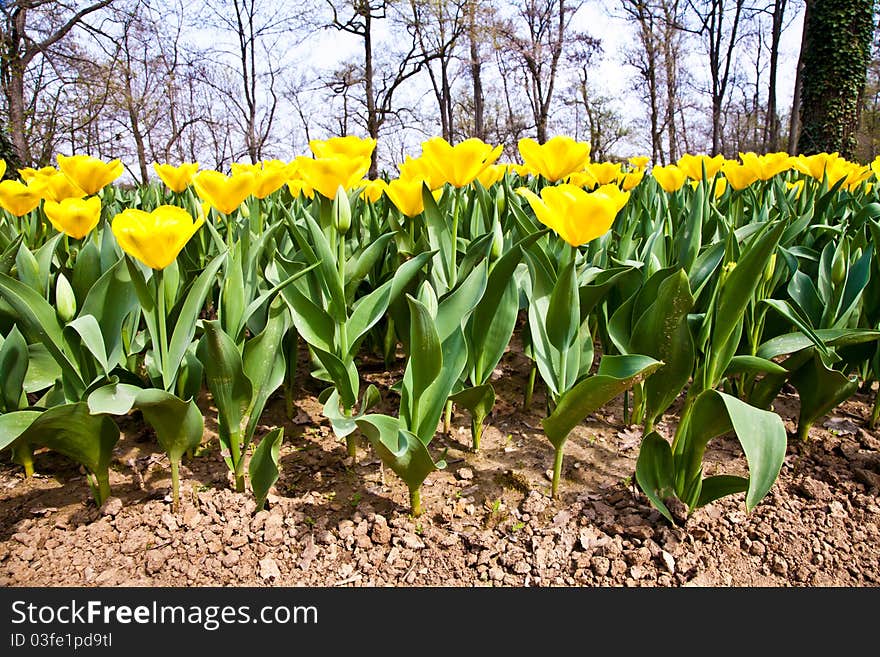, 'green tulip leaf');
249,427,283,511
635,431,676,524
0,325,28,412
